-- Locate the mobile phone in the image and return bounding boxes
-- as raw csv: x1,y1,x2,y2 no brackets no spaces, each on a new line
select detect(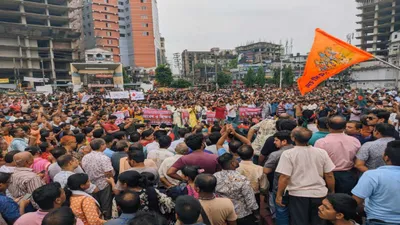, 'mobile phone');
20,193,31,202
